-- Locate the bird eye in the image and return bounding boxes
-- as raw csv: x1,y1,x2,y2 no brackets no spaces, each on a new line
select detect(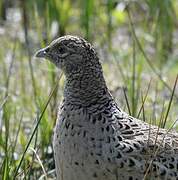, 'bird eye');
58,47,65,54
